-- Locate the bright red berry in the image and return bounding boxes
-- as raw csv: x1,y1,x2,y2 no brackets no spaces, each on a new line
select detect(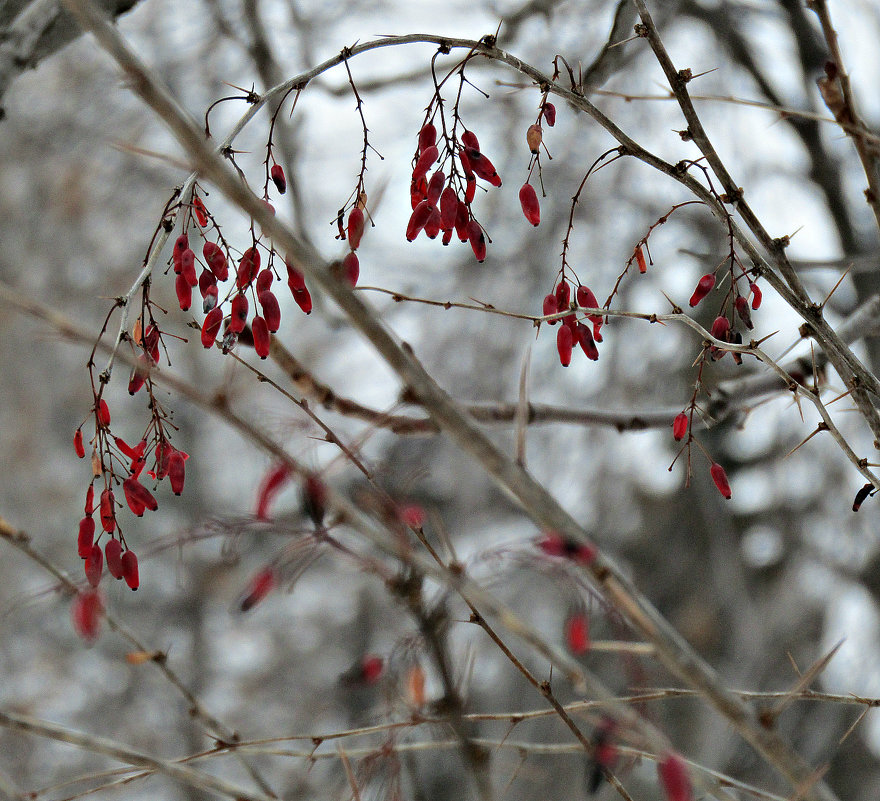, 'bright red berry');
543,293,558,321
175,273,192,311
519,183,540,226
427,170,445,206
229,292,249,334
252,315,270,359
201,307,223,348
74,429,85,458
341,252,359,288
557,324,573,366
710,462,732,499
635,245,647,274
750,281,762,309
78,516,95,558
689,274,715,307
418,122,436,153
412,145,439,182
467,220,486,262
347,207,365,250
658,752,693,801
99,489,115,533
460,130,479,150
202,241,228,281
121,550,139,590
255,462,291,520
406,199,434,242
270,164,286,194
192,196,208,227
673,413,688,441
97,399,111,427
105,538,124,579
565,613,590,654
237,247,260,290
258,290,282,332
292,287,312,315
